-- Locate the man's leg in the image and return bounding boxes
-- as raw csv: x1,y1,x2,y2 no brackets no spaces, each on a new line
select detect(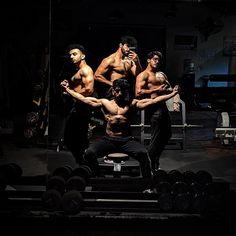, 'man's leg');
121,139,152,178
147,110,172,171
84,137,117,177
63,109,92,165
